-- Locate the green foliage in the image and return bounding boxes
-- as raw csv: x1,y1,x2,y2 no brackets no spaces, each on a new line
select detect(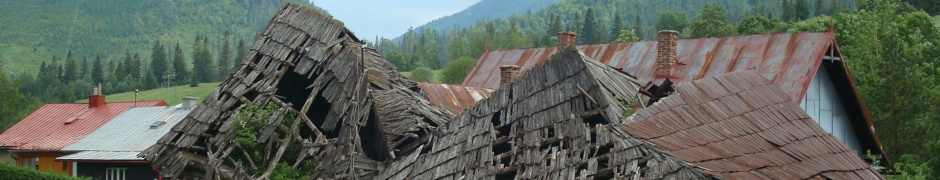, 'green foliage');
271,162,309,180
0,67,41,132
833,0,940,175
787,15,834,32
613,29,641,43
192,36,216,83
736,14,787,35
655,12,689,32
0,162,90,180
150,40,168,83
887,154,935,179
440,56,477,84
690,4,736,38
409,67,434,82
